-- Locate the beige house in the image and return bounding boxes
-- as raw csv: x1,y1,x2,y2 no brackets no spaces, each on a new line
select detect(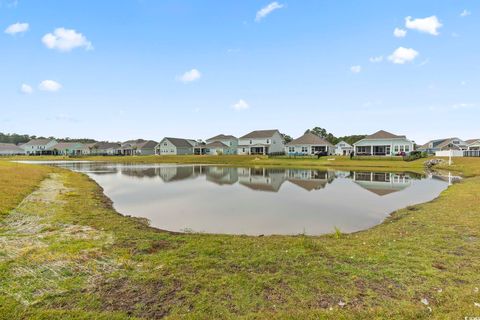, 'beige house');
286,132,334,156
